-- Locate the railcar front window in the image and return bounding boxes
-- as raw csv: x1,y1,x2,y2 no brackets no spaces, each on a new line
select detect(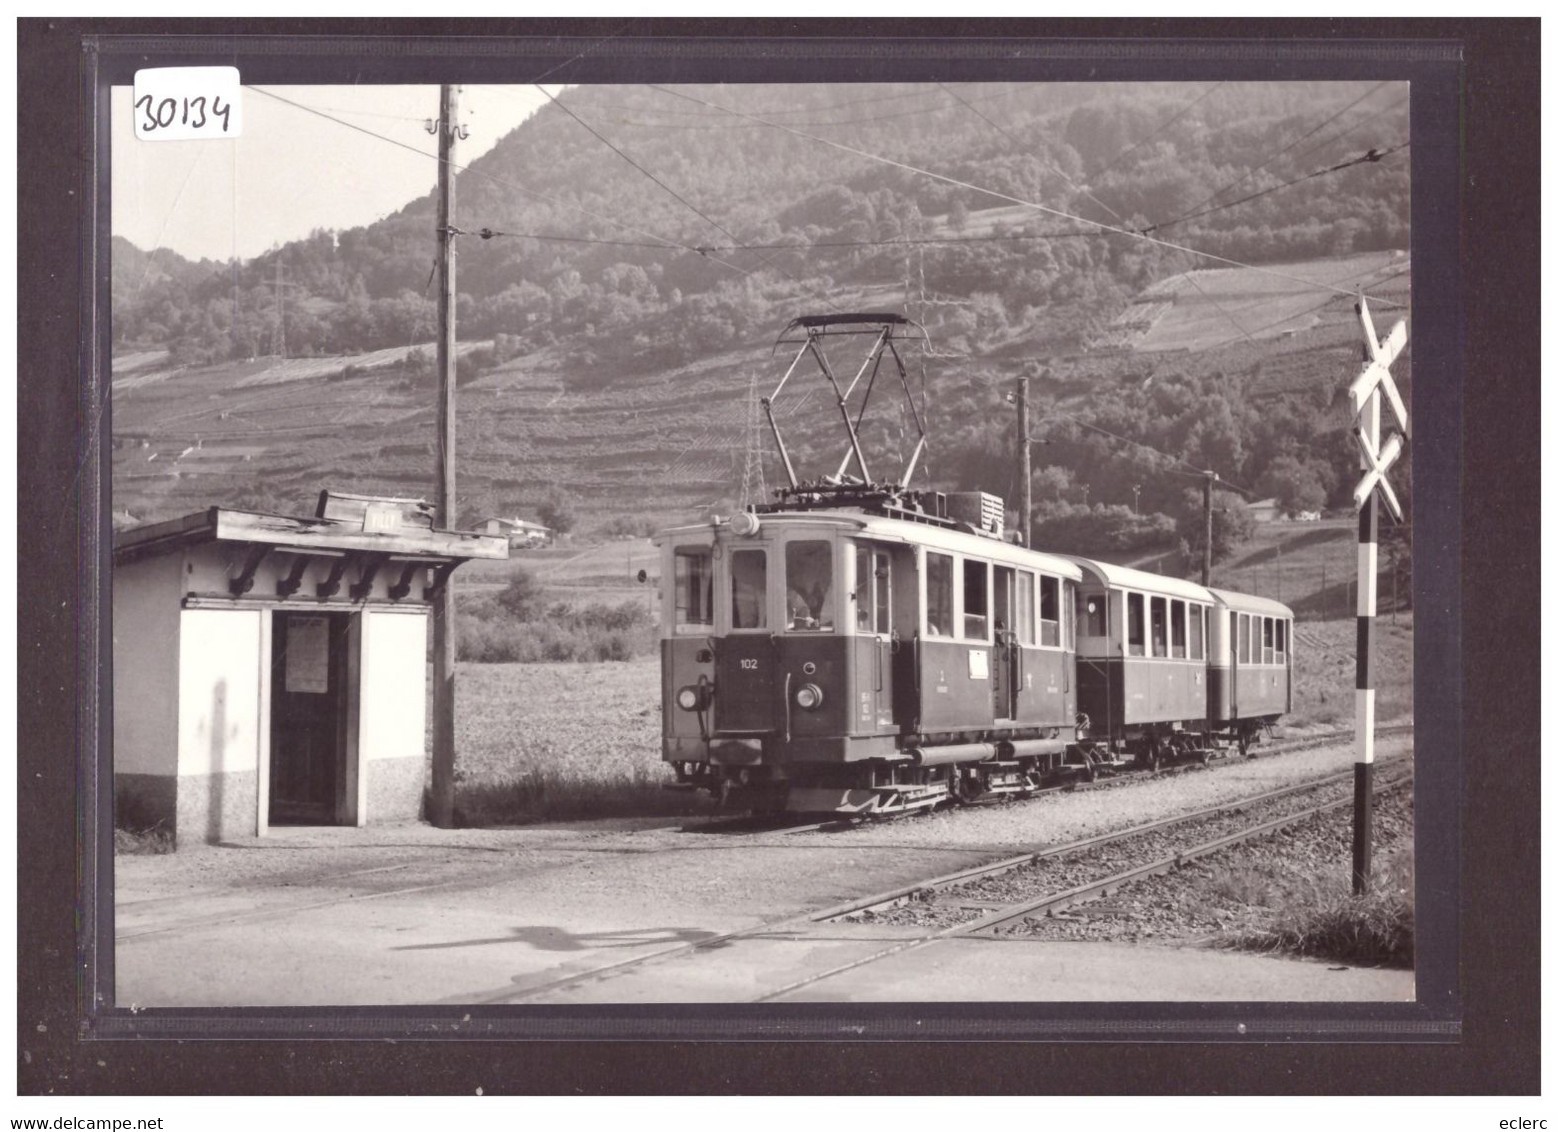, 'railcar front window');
673,548,713,632
1126,593,1145,657
1170,600,1186,659
785,541,834,631
1150,596,1168,658
1039,575,1060,647
963,559,989,640
926,553,953,637
730,549,767,630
